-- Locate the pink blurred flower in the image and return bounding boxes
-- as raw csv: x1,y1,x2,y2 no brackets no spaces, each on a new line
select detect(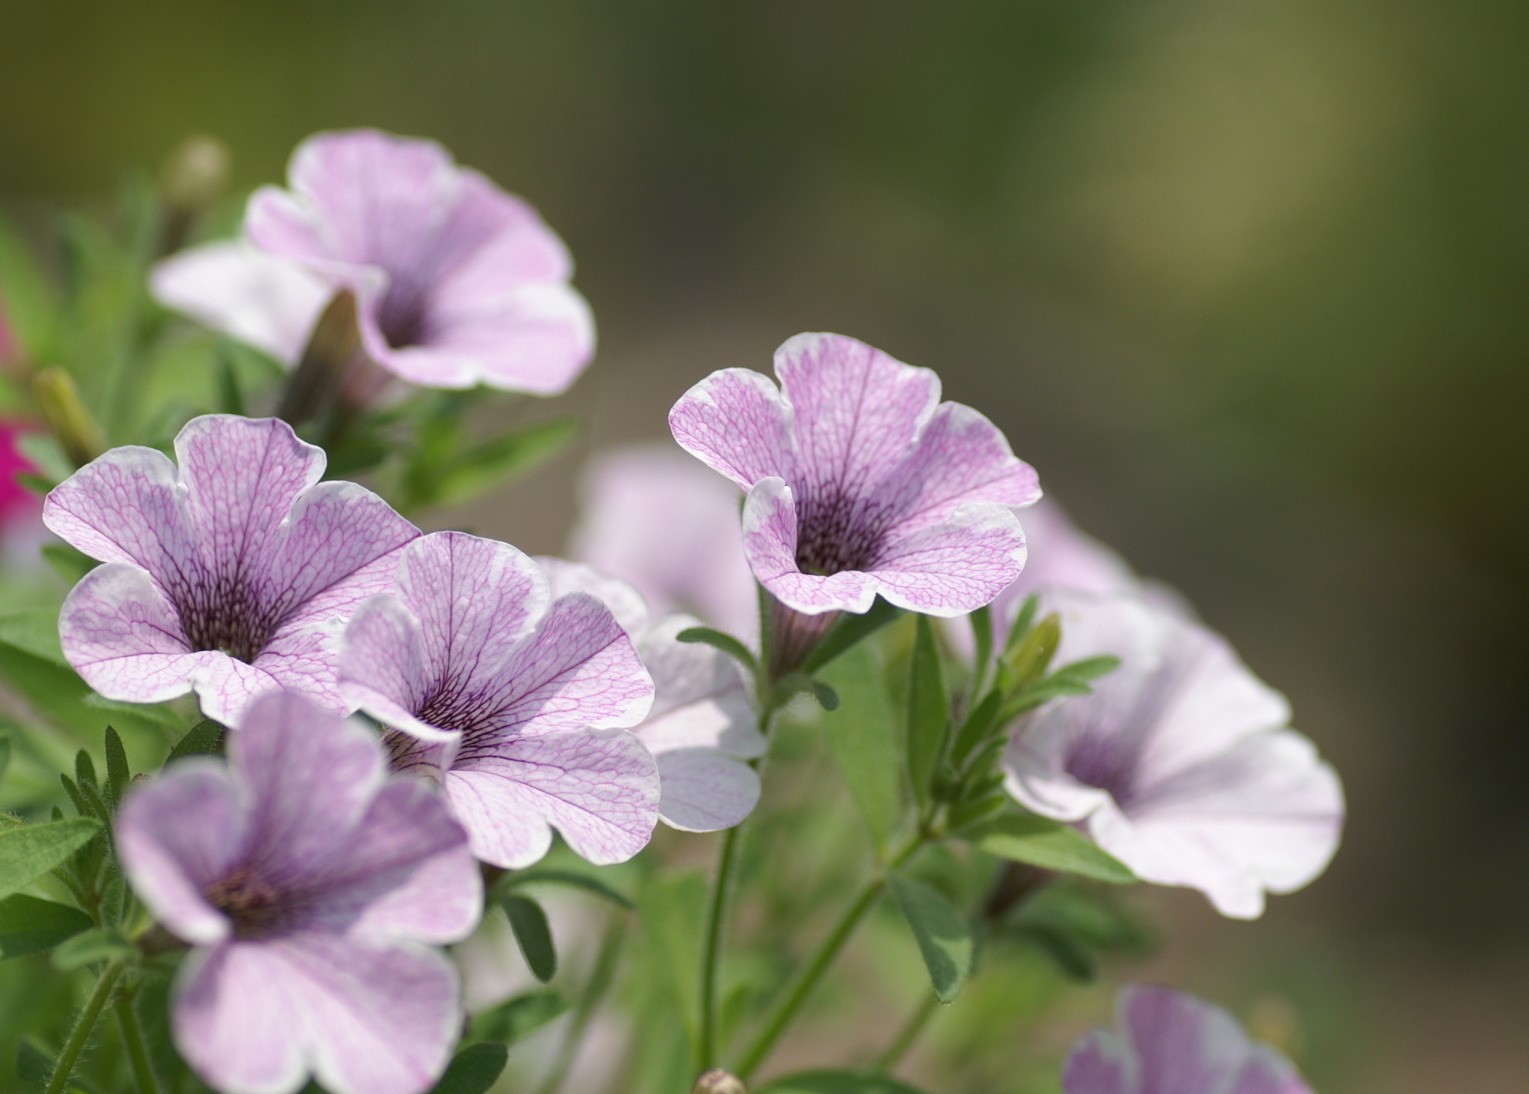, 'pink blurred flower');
117,690,480,1094
43,415,418,724
0,420,42,537
1003,589,1343,919
1065,984,1313,1094
670,332,1040,618
338,532,659,869
569,445,757,640
155,129,594,394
